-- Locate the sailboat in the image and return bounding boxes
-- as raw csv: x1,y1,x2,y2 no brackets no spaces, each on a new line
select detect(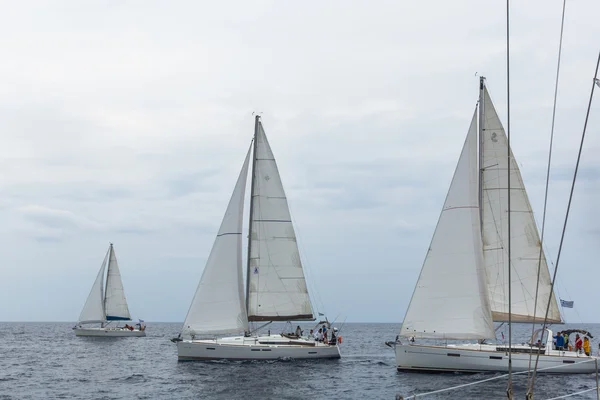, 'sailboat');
73,243,146,337
388,77,597,373
176,116,341,360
